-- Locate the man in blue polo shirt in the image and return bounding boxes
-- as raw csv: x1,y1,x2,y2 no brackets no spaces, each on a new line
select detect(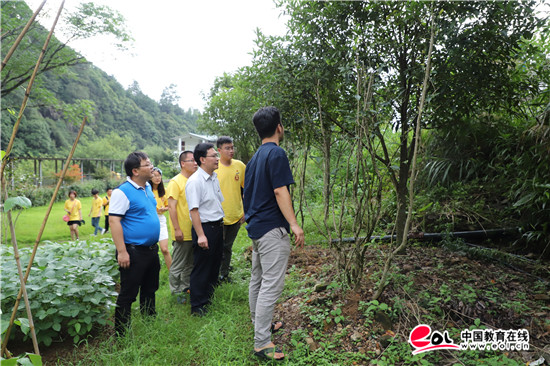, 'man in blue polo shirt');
244,106,305,361
109,151,160,336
